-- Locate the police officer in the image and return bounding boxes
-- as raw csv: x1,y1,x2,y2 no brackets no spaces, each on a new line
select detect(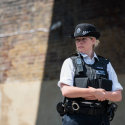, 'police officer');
57,23,123,125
